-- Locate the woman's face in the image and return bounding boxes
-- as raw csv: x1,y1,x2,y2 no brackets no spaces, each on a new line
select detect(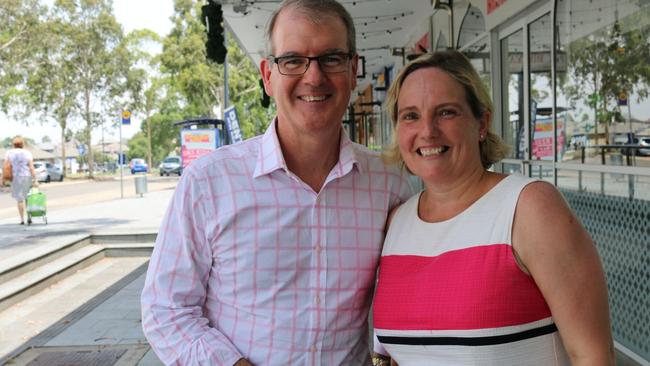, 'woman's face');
395,67,488,185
